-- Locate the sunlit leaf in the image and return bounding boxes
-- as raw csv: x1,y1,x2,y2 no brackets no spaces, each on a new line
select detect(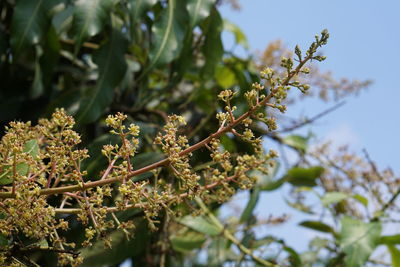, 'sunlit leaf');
223,19,249,49
387,245,400,267
340,216,381,267
352,194,368,207
321,192,349,207
379,234,400,245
